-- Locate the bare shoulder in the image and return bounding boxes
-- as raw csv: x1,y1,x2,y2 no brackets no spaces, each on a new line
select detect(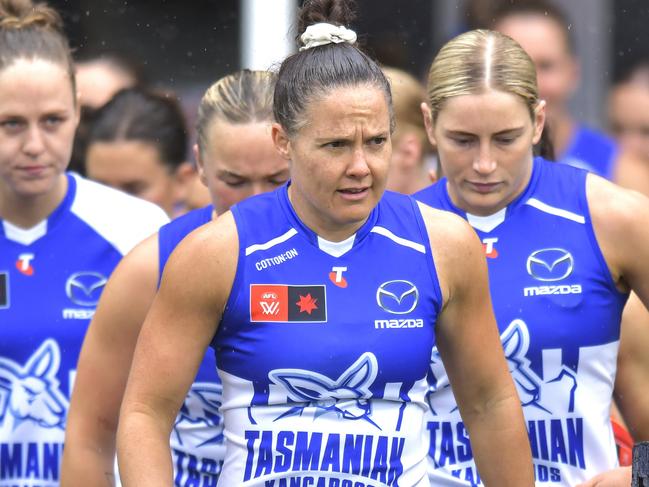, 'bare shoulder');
587,173,649,288
416,202,484,303
160,211,239,308
587,173,649,244
588,172,649,226
613,150,649,198
417,201,482,258
118,231,160,280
